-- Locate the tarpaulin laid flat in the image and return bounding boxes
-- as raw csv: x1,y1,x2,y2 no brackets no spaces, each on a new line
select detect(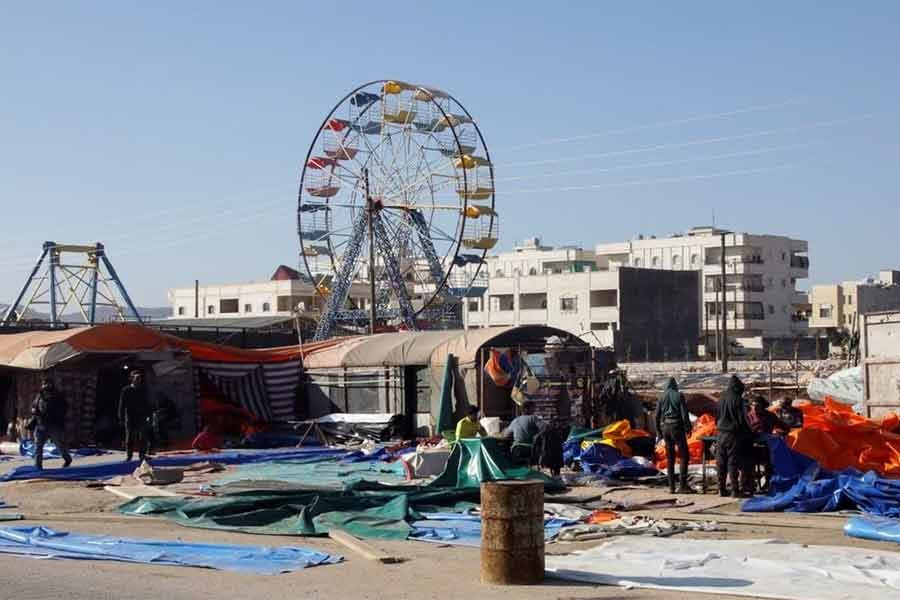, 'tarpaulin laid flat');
545,536,900,599
119,483,479,540
211,457,408,490
0,447,348,482
18,440,106,459
845,515,900,544
409,513,576,546
742,437,900,517
0,526,341,574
